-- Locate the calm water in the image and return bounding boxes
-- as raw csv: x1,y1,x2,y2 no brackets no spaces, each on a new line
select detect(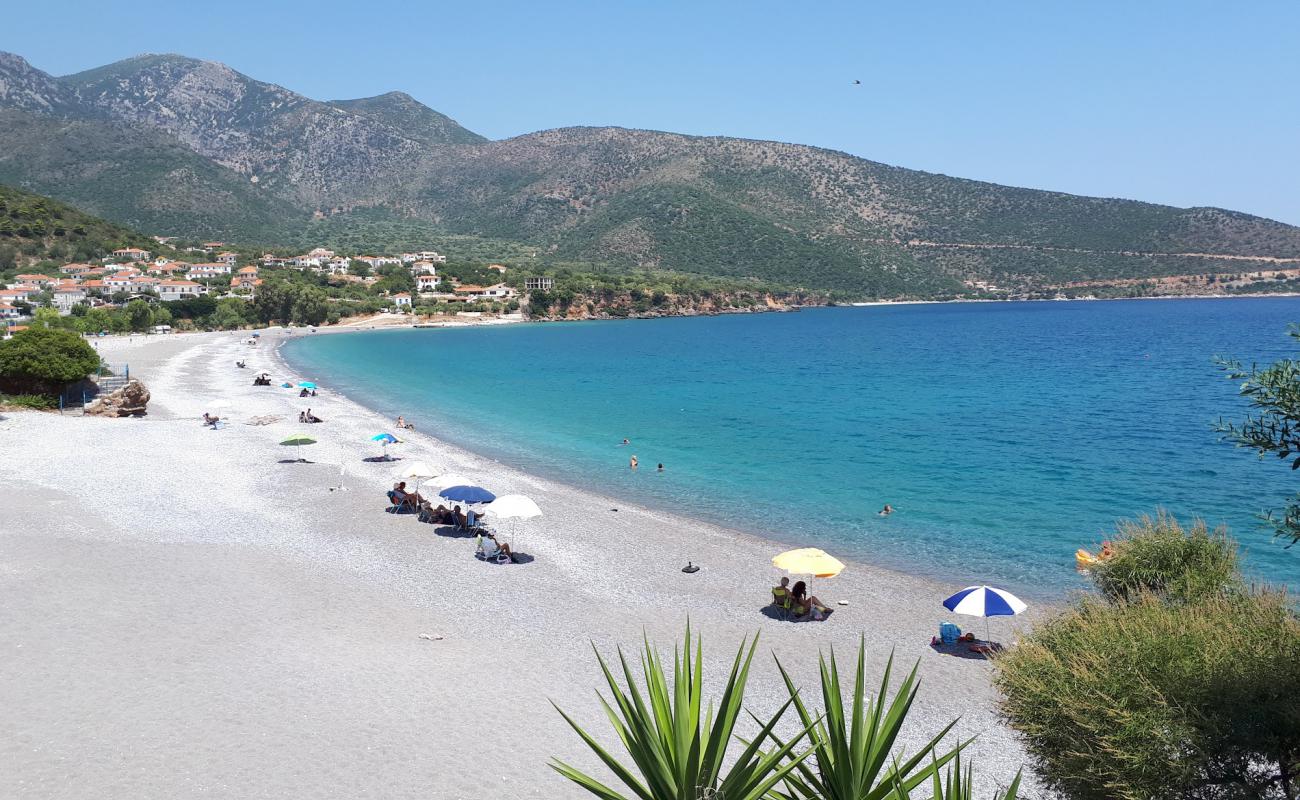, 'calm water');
283,300,1300,597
